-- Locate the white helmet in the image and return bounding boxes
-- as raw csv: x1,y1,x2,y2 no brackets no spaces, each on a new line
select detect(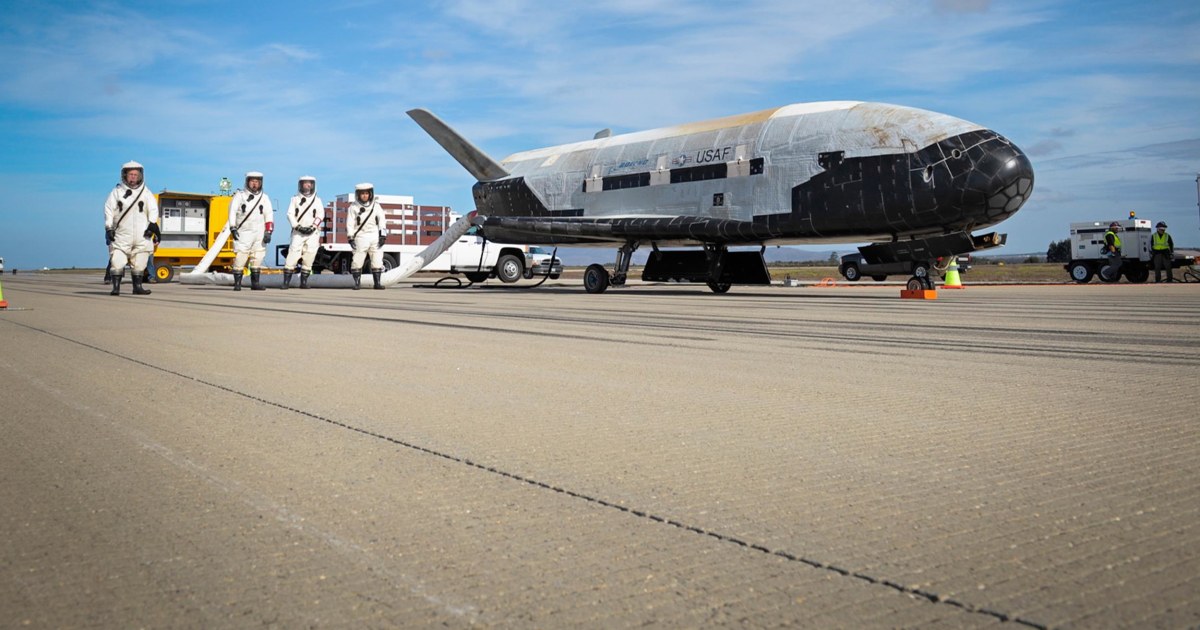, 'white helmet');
298,175,316,194
355,182,374,204
121,160,144,186
245,171,264,189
